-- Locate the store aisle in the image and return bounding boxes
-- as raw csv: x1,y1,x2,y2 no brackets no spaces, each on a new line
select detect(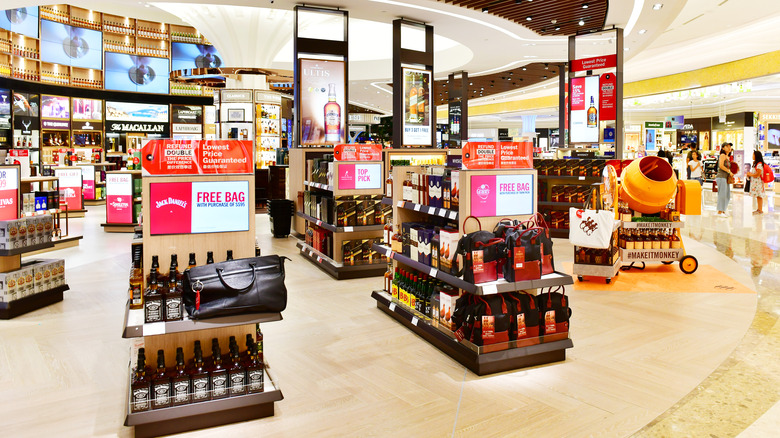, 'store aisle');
0,200,774,437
